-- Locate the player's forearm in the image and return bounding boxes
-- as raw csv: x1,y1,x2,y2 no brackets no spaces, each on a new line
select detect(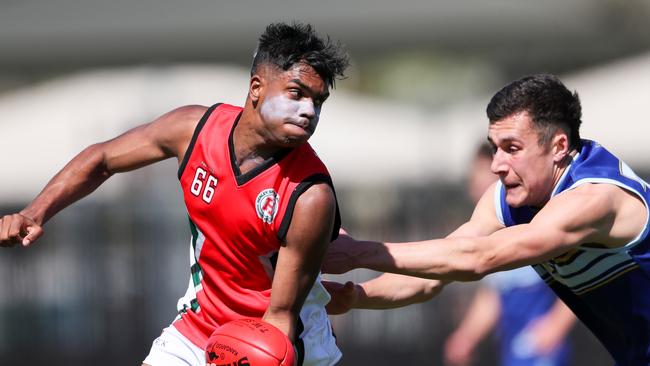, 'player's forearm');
349,238,485,282
21,143,112,225
355,274,447,309
265,265,324,342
